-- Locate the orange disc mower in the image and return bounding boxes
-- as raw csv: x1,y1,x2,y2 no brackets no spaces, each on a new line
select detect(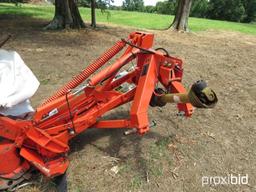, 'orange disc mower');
0,32,217,191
